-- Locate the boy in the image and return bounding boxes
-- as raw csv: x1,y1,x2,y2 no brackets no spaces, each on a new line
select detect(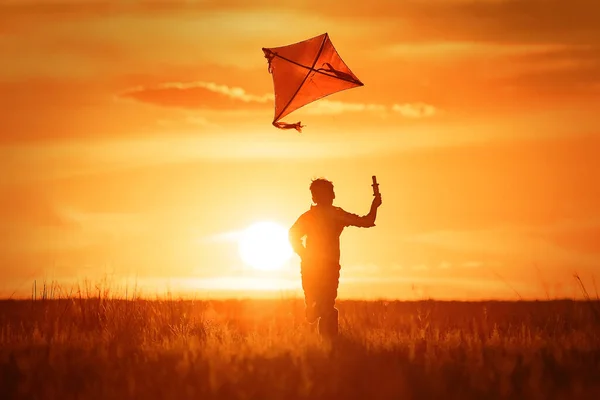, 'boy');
289,178,382,337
